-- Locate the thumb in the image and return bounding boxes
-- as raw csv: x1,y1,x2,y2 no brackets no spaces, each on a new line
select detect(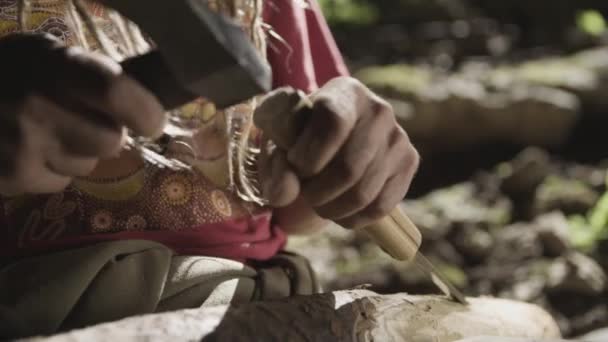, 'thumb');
259,148,300,207
253,87,311,150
